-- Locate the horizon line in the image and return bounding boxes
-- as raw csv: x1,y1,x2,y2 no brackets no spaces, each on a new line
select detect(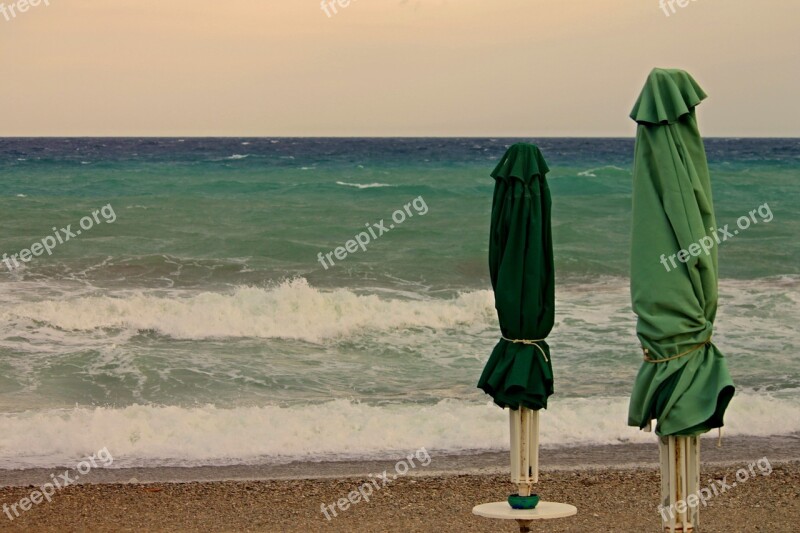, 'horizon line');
1,135,798,140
